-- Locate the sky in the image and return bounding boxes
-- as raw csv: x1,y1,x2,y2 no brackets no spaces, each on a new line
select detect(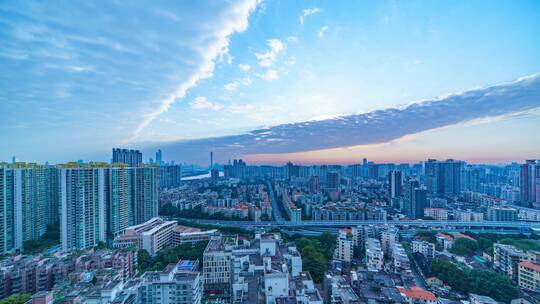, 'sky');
1,0,539,165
